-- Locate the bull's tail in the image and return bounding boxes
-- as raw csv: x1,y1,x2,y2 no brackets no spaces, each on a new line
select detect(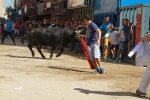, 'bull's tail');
21,37,25,44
